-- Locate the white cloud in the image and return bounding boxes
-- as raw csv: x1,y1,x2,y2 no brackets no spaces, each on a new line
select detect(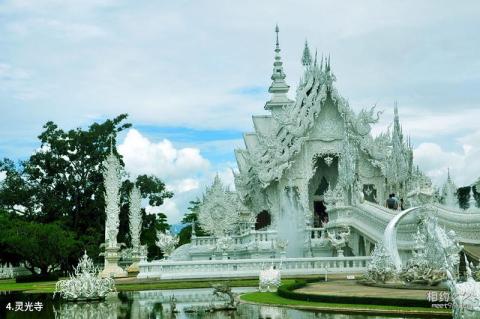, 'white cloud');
118,128,236,223
0,171,6,182
413,129,480,187
118,129,209,180
168,178,199,194
214,166,236,191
